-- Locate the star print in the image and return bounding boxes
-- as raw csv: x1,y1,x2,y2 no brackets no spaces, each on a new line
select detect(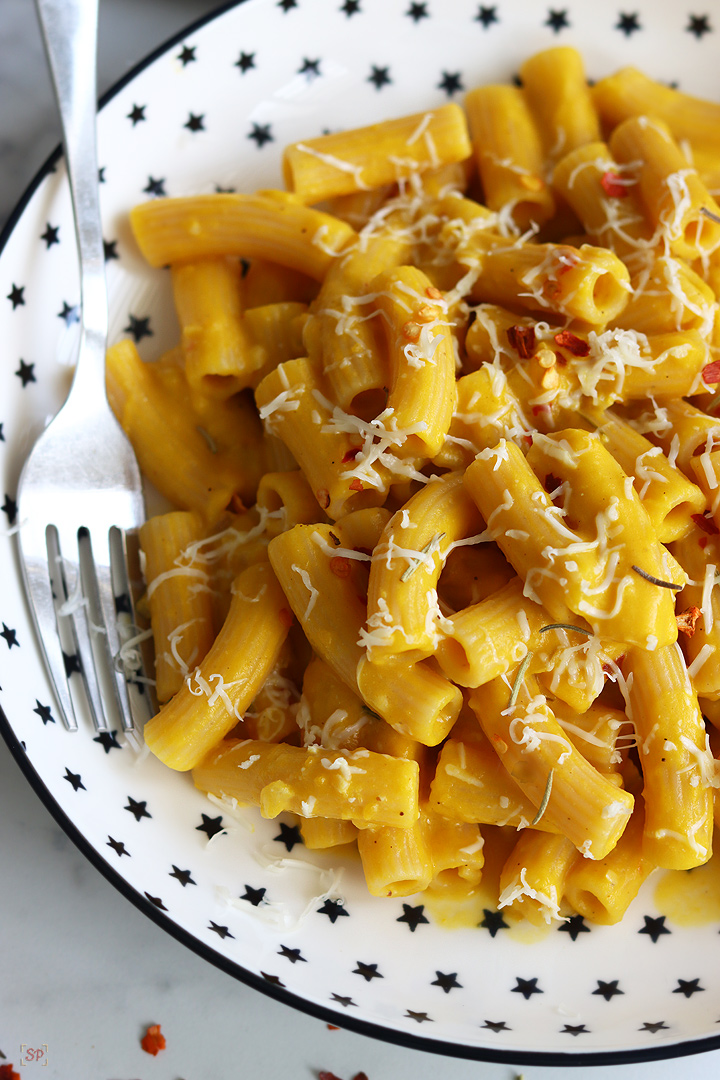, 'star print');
562,1024,589,1036
593,980,623,1001
512,977,542,999
2,494,17,524
94,730,122,753
128,104,146,125
178,44,196,65
63,651,82,676
406,2,429,21
123,314,153,342
674,978,704,998
34,701,54,725
196,813,225,839
545,9,570,32
687,14,712,36
145,892,168,911
397,903,429,931
330,993,356,1007
143,176,166,197
125,796,151,822
235,51,256,72
241,884,266,907
482,1020,511,1032
438,71,463,96
405,1009,433,1023
639,915,671,942
480,909,508,937
7,284,25,308
107,836,130,857
616,12,641,35
40,223,60,248
208,921,234,939
476,5,498,26
299,57,321,79
248,123,274,147
261,971,286,987
0,624,18,648
169,865,196,886
431,971,462,993
279,945,306,963
558,914,590,940
0,424,4,440
340,0,361,13
184,112,205,132
98,166,106,183
353,962,382,982
274,822,303,851
641,1020,669,1033
103,239,119,261
278,0,297,10
368,65,392,90
58,301,80,326
318,898,349,922
63,767,85,792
